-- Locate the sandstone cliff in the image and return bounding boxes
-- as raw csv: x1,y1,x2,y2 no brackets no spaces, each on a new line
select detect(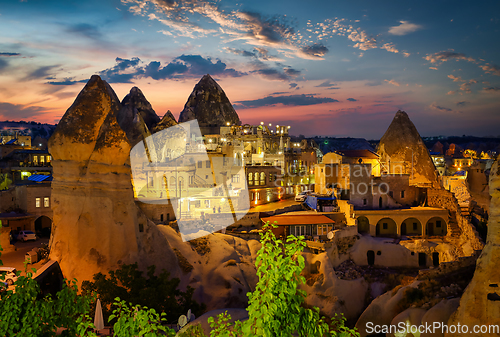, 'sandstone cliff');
48,75,180,283
447,159,500,336
377,111,439,187
178,74,241,127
